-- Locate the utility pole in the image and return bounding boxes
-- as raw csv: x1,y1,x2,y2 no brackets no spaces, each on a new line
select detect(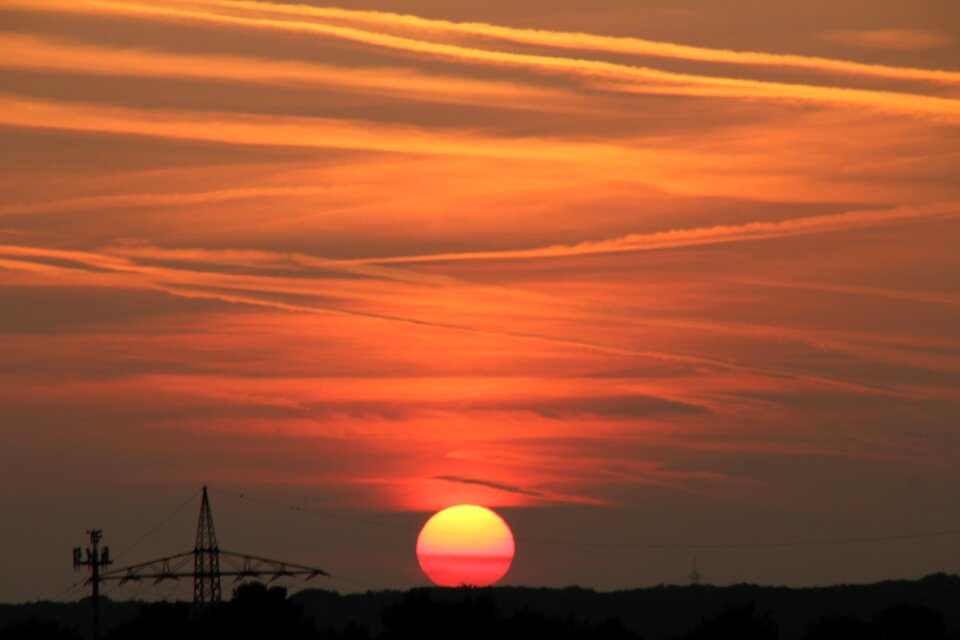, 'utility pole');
73,529,113,640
